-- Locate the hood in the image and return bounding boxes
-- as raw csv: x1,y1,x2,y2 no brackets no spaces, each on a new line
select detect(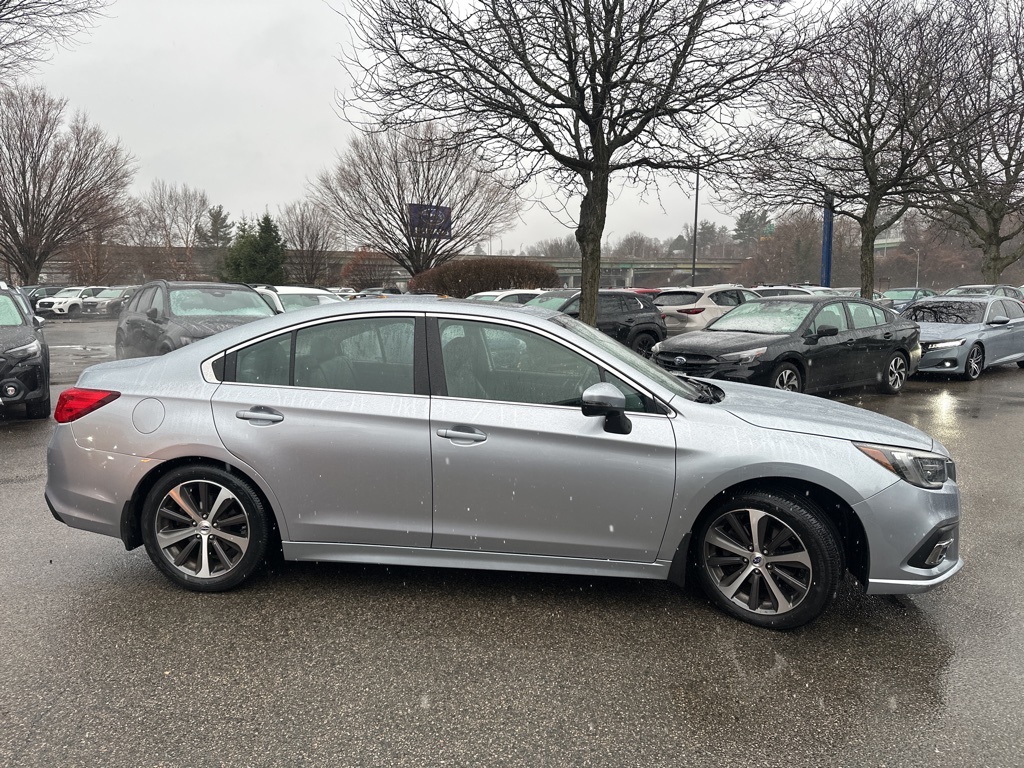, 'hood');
708,378,935,451
916,321,983,342
659,330,790,355
0,325,36,351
